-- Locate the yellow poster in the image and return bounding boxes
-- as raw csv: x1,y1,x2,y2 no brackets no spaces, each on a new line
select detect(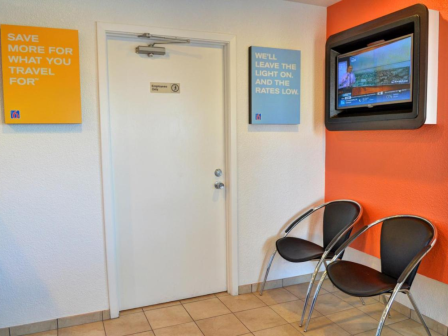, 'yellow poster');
1,25,81,124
